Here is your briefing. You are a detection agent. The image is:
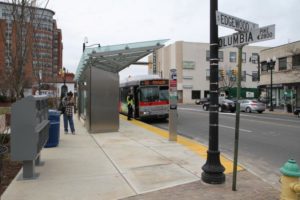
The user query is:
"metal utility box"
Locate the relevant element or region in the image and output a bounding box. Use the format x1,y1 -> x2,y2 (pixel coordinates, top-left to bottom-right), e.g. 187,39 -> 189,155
83,66 -> 119,133
11,95 -> 50,179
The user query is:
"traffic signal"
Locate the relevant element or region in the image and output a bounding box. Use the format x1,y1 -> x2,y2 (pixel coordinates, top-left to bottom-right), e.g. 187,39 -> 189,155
231,68 -> 237,76
220,69 -> 225,78
58,67 -> 65,77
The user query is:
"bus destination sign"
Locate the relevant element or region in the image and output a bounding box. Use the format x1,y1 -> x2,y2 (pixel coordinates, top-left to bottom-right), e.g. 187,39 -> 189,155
140,80 -> 168,86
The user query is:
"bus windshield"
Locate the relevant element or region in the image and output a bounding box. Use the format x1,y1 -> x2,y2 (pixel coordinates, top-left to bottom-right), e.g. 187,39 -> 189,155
159,86 -> 169,101
140,86 -> 169,102
140,87 -> 159,102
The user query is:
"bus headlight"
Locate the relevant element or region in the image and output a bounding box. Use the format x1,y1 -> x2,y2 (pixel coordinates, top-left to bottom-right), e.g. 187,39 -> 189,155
140,111 -> 150,115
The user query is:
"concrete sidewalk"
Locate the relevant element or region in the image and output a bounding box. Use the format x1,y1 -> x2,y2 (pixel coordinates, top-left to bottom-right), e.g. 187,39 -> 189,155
2,115 -> 279,200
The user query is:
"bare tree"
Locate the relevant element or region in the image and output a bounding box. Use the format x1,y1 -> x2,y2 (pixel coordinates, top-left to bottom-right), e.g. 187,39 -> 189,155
0,0 -> 49,99
219,71 -> 236,92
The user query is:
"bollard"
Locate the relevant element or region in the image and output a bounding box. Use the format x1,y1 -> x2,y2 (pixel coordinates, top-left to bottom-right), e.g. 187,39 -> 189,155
280,159 -> 300,200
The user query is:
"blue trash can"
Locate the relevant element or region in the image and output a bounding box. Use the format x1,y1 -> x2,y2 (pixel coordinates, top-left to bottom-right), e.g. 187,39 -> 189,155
45,110 -> 60,148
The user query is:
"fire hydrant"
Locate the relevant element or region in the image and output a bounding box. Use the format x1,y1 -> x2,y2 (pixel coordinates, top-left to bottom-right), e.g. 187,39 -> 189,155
280,159 -> 300,200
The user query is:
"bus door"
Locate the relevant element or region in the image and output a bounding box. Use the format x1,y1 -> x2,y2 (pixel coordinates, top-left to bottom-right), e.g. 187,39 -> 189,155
133,86 -> 139,118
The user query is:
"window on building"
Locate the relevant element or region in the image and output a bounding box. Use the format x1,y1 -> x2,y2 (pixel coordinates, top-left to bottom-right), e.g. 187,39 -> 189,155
242,52 -> 246,63
261,61 -> 268,72
183,61 -> 195,69
206,69 -> 210,80
206,50 -> 223,61
242,71 -> 246,82
206,50 -> 210,61
292,54 -> 300,68
279,57 -> 287,71
192,90 -> 201,99
218,51 -> 224,62
251,53 -> 259,64
252,71 -> 258,82
183,76 -> 193,80
230,52 -> 236,62
183,85 -> 193,89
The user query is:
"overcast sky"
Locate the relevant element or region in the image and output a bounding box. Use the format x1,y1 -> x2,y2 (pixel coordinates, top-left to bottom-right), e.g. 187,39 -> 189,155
47,0 -> 300,80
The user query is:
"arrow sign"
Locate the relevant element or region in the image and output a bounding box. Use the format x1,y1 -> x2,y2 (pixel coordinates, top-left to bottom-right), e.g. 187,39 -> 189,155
216,11 -> 259,32
219,24 -> 275,49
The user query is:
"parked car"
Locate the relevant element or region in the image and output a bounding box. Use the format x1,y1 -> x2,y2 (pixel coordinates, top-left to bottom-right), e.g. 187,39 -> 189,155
294,107 -> 300,117
239,99 -> 266,113
203,99 -> 236,112
195,97 -> 209,105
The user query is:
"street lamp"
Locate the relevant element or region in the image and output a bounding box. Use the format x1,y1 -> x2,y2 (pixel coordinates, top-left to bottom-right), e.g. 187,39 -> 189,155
83,37 -> 100,52
201,0 -> 225,185
267,57 -> 276,111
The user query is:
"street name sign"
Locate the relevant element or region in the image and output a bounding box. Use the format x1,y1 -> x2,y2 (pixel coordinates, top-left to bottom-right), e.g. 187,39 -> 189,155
216,11 -> 259,32
219,24 -> 275,49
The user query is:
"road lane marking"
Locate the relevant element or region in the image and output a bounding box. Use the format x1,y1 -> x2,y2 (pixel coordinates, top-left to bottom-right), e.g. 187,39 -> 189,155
120,114 -> 243,174
179,107 -> 300,128
178,108 -> 204,112
178,108 -> 252,132
219,124 -> 252,133
241,114 -> 300,123
178,107 -> 236,116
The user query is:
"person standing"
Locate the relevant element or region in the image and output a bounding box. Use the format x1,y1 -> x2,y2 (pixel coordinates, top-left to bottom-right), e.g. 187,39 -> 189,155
127,93 -> 133,120
62,91 -> 75,134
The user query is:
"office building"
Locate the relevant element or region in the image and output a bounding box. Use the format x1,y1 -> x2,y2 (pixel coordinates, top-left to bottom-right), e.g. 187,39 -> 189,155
148,41 -> 266,103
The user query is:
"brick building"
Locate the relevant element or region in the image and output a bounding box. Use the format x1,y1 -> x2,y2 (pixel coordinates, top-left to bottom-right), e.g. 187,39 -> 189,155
0,2 -> 62,95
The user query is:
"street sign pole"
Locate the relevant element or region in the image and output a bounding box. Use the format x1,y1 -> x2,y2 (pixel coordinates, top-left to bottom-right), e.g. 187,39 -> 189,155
169,68 -> 178,141
216,8 -> 275,191
232,45 -> 243,191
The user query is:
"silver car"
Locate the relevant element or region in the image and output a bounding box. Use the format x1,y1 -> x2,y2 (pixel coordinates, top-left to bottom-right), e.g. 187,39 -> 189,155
239,99 -> 266,113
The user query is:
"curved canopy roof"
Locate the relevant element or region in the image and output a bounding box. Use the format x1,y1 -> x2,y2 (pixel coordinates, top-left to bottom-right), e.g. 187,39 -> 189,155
75,39 -> 169,81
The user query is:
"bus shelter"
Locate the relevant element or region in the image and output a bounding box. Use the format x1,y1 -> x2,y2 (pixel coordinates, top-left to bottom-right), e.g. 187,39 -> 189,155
75,39 -> 168,133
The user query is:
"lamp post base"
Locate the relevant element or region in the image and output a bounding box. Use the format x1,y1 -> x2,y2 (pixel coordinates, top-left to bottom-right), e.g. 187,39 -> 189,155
201,171 -> 225,184
201,150 -> 226,184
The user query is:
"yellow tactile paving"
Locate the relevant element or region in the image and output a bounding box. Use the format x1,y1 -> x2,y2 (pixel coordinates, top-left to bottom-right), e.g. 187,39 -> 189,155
120,115 -> 243,174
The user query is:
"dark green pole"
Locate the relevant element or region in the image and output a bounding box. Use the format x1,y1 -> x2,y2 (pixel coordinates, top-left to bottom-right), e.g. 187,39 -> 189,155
232,45 -> 243,191
269,64 -> 274,111
201,0 -> 225,184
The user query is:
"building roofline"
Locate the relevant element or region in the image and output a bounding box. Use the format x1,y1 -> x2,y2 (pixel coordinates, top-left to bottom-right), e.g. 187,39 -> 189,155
261,40 -> 300,52
0,1 -> 55,15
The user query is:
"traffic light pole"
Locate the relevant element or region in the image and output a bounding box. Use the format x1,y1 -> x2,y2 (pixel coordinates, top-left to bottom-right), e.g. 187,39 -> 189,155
201,0 -> 225,184
232,45 -> 244,191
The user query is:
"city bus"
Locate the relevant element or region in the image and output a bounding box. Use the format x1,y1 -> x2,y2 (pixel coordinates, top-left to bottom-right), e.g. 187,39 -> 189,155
119,75 -> 169,120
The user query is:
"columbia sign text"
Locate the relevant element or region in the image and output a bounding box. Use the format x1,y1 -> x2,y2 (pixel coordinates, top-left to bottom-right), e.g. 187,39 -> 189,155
219,24 -> 275,49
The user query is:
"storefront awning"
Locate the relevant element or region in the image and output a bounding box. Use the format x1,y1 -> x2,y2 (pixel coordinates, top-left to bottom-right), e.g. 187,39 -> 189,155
75,39 -> 169,81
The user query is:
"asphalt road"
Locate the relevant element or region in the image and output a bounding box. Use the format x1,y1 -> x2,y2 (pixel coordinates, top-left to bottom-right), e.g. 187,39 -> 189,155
147,104 -> 300,189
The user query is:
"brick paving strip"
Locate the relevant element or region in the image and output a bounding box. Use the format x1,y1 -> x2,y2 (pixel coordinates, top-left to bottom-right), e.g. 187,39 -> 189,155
122,171 -> 280,200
